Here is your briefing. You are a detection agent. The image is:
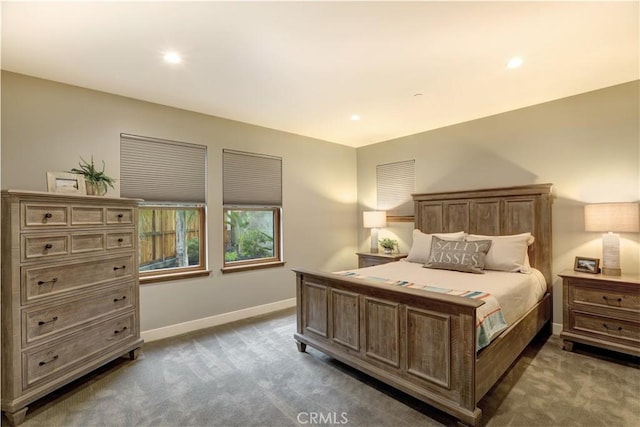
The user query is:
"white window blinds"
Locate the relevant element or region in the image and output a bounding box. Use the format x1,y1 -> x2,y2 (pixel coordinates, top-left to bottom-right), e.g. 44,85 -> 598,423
223,149 -> 282,206
376,159 -> 415,216
120,134 -> 207,203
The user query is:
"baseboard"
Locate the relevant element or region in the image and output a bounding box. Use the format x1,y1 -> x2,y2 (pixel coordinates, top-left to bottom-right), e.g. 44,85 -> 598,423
141,298 -> 296,342
552,322 -> 562,336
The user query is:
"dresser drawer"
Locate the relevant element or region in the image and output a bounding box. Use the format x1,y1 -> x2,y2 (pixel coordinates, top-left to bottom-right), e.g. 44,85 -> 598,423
106,230 -> 135,250
23,313 -> 135,390
569,280 -> 640,313
22,234 -> 69,261
106,208 -> 134,225
71,206 -> 104,226
571,311 -> 640,345
23,204 -> 68,228
22,254 -> 135,304
23,283 -> 135,346
71,231 -> 106,254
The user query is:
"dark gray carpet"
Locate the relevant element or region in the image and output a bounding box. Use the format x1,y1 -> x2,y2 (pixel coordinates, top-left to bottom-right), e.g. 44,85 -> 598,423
12,308 -> 640,427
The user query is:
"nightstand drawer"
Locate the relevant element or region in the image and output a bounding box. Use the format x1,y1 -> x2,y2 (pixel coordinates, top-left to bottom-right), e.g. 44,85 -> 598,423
570,282 -> 640,313
572,311 -> 640,345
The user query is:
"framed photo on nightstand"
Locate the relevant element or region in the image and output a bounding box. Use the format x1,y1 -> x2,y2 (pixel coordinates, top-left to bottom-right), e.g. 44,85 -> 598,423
574,256 -> 600,274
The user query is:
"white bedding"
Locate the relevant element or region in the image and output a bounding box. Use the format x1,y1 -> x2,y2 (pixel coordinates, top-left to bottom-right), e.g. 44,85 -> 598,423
348,260 -> 547,326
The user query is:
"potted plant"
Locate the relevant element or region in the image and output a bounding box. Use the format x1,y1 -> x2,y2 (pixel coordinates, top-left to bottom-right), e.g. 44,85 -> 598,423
379,238 -> 397,254
68,156 -> 116,196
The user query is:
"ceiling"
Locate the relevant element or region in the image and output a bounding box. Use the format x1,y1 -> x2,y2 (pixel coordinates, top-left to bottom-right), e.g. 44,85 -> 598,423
2,1 -> 638,148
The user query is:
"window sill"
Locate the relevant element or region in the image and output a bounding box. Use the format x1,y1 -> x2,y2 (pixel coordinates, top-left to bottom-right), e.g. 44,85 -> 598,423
140,269 -> 211,284
221,261 -> 286,274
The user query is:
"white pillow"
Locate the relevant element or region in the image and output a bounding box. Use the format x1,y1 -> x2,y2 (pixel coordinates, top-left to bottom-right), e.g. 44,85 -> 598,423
406,229 -> 465,264
465,232 -> 534,273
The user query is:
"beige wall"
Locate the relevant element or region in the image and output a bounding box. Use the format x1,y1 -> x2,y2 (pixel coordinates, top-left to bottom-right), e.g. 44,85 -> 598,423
357,80 -> 640,328
1,71 -> 358,332
3,71 -> 638,334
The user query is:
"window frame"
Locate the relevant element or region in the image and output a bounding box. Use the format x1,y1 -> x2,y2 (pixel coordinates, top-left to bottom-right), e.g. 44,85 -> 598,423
138,204 -> 209,284
221,206 -> 284,274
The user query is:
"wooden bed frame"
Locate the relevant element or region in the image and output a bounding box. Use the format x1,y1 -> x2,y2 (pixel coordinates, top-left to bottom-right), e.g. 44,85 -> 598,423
293,184 -> 553,426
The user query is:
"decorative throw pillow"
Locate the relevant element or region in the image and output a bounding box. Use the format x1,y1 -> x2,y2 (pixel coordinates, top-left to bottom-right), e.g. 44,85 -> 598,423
424,236 -> 492,274
465,232 -> 534,273
406,230 -> 465,264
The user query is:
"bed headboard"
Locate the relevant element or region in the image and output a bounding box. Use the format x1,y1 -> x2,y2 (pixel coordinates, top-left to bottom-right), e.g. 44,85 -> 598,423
413,184 -> 553,284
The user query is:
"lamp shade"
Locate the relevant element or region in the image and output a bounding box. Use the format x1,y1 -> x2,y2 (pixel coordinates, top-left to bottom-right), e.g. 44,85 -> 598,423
363,211 -> 387,228
585,203 -> 640,232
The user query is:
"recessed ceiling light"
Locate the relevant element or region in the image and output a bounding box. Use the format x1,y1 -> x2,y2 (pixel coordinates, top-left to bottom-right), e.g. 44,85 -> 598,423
163,52 -> 182,64
350,114 -> 360,121
507,56 -> 523,69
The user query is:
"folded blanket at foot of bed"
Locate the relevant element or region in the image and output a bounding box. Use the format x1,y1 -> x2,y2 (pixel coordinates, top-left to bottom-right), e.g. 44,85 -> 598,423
336,271 -> 508,350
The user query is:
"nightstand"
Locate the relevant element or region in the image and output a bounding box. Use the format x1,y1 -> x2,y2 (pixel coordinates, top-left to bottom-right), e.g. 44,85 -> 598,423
559,269 -> 640,357
357,252 -> 407,268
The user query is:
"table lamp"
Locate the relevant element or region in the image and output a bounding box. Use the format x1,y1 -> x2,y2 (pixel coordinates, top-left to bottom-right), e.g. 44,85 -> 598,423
585,202 -> 639,276
363,211 -> 387,253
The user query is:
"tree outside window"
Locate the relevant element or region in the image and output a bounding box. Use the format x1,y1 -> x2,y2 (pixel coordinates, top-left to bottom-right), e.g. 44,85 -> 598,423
139,206 -> 205,279
223,207 -> 280,267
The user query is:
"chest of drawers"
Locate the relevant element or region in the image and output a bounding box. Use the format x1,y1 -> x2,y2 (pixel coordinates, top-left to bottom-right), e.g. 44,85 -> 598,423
1,190 -> 144,425
559,269 -> 640,357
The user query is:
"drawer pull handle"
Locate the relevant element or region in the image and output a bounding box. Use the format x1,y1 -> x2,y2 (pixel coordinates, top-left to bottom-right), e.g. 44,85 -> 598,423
113,265 -> 126,271
38,316 -> 59,326
602,296 -> 622,304
117,213 -> 124,218
44,243 -> 53,249
39,355 -> 59,366
113,296 -> 127,302
43,213 -> 53,219
114,326 -> 128,335
117,238 -> 124,243
602,323 -> 623,332
37,278 -> 58,286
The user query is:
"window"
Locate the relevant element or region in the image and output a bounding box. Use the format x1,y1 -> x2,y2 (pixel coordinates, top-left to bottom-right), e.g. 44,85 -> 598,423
376,159 -> 415,221
120,134 -> 208,282
139,205 -> 205,277
222,149 -> 283,273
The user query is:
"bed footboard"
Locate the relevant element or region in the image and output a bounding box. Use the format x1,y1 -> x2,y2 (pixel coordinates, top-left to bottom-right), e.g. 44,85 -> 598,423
293,268 -> 485,426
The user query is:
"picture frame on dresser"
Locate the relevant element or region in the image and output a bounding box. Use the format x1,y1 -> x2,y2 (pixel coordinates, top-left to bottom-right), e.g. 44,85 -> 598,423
46,172 -> 86,195
574,256 -> 600,274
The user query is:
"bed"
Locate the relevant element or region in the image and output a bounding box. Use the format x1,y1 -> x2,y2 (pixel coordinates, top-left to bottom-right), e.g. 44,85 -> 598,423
293,184 -> 553,426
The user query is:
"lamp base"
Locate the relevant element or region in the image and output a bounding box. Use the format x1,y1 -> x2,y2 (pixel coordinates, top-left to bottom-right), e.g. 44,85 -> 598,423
601,232 -> 621,277
370,228 -> 379,253
601,267 -> 621,276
